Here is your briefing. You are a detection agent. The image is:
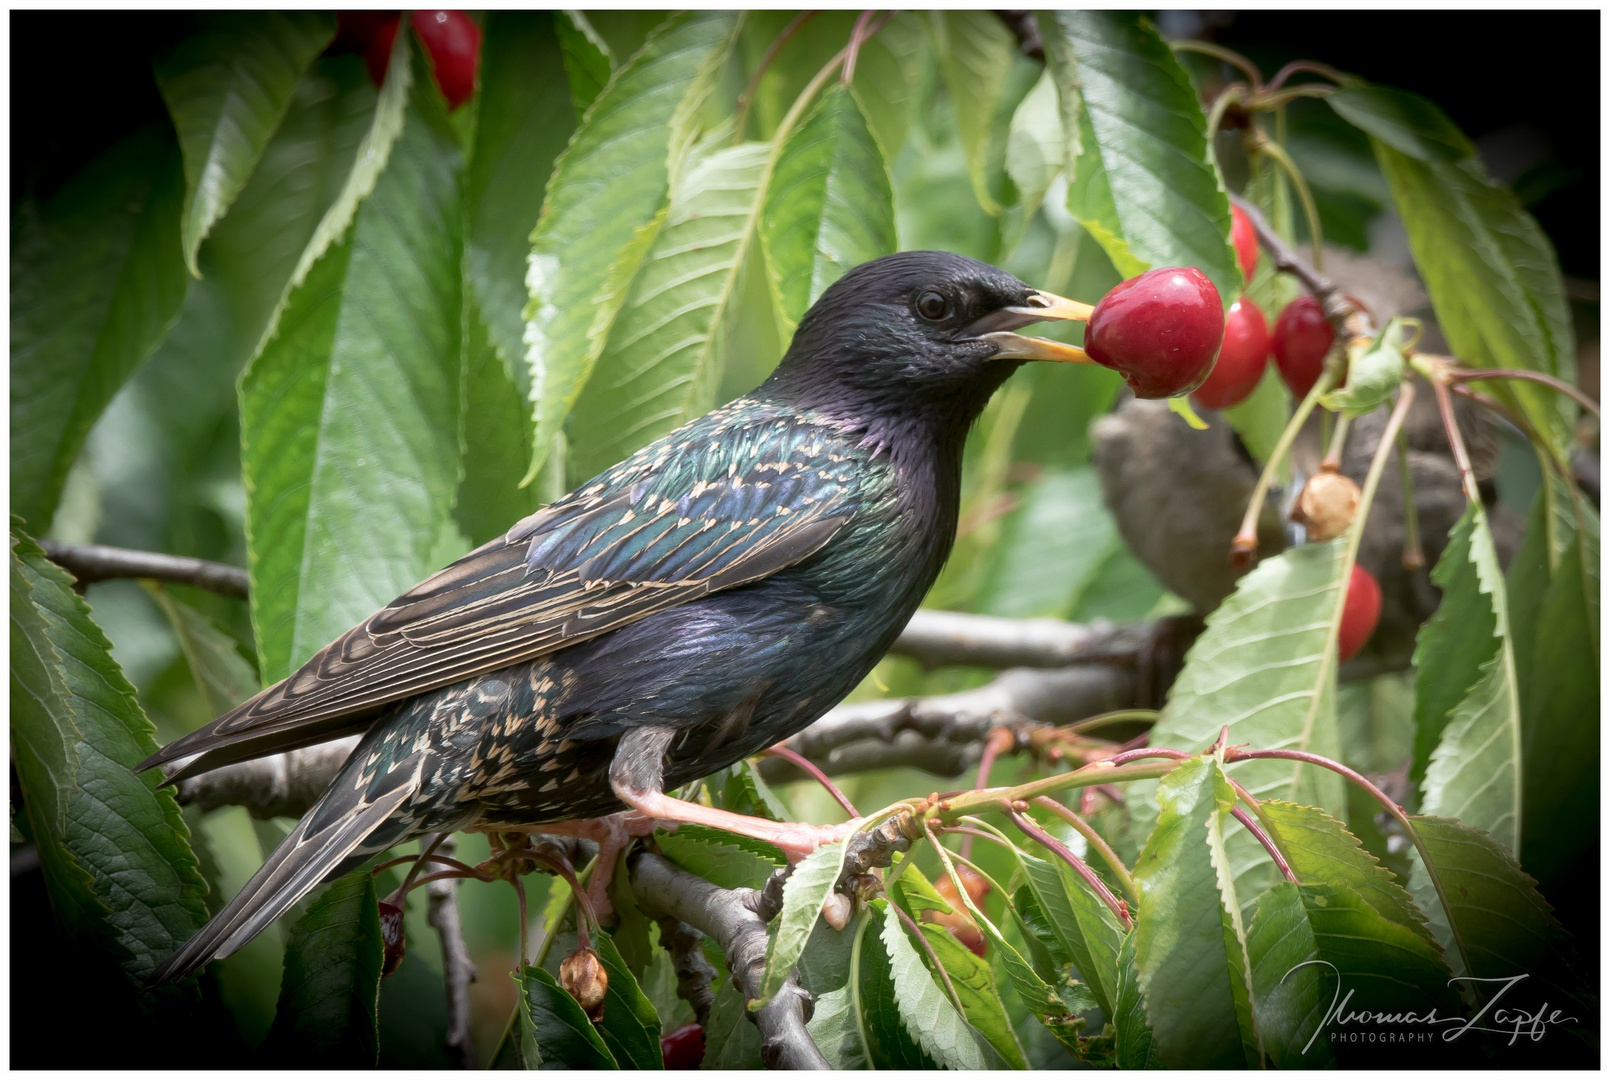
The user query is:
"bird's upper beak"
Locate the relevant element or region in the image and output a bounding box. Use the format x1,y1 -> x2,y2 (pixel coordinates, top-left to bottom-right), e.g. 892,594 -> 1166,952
967,290 -> 1094,363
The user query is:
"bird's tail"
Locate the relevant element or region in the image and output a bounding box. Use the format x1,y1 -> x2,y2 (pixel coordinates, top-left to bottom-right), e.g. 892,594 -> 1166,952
150,749 -> 426,986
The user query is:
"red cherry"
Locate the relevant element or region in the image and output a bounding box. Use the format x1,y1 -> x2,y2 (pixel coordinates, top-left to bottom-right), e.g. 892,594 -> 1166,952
661,1023 -> 705,1069
1084,267 -> 1225,399
362,14 -> 401,87
1230,206 -> 1259,282
1337,564 -> 1382,662
1192,297 -> 1269,410
412,11 -> 482,110
1271,295 -> 1336,400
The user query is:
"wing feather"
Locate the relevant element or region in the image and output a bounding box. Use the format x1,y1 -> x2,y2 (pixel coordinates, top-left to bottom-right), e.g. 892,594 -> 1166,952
142,410 -> 863,775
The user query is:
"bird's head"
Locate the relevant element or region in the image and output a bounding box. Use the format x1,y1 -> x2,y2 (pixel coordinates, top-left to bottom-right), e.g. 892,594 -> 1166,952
766,251 -> 1091,432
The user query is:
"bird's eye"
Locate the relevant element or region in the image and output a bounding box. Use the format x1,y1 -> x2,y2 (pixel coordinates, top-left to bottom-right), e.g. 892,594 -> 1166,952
915,290 -> 951,322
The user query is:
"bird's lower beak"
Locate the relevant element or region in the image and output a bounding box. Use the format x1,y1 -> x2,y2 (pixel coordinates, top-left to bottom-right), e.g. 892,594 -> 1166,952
971,289 -> 1095,363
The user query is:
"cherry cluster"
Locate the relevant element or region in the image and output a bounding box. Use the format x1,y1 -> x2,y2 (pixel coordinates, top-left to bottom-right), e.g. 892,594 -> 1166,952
334,10 -> 482,110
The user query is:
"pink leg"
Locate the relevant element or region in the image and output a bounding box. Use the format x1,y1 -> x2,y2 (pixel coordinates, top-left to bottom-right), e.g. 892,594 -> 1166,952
615,789 -> 855,862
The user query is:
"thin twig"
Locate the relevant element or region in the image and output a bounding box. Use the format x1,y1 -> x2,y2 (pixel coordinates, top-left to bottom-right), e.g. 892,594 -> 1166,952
762,745 -> 859,817
1448,366 -> 1600,419
1005,806 -> 1131,928
39,541 -> 249,597
1230,806 -> 1297,884
1397,429 -> 1425,569
731,10 -> 818,142
1030,796 -> 1137,904
1228,194 -> 1356,332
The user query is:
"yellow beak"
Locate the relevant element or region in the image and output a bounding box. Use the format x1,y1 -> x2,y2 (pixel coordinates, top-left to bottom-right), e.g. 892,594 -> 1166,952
975,289 -> 1095,363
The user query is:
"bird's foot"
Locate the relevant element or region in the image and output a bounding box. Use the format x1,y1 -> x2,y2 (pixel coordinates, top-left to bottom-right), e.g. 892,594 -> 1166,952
485,813 -> 659,926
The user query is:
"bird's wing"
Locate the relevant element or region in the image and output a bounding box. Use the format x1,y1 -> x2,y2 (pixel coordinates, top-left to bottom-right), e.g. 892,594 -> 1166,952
144,411 -> 865,778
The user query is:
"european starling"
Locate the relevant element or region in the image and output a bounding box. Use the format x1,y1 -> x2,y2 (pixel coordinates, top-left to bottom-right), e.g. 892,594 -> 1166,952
142,251 -> 1091,983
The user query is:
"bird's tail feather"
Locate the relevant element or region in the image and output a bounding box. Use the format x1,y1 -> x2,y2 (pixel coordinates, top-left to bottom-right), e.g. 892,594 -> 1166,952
150,754 -> 424,986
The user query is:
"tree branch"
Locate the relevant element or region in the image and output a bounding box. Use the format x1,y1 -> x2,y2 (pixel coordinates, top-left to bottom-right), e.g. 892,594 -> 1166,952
39,541 -> 249,598
173,737 -> 360,817
424,834 -> 478,1069
760,663 -> 1134,784
889,610 -> 1151,669
1228,193 -> 1358,333
629,852 -> 829,1070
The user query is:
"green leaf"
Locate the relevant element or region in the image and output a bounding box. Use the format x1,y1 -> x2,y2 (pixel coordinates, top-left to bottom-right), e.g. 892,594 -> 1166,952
932,849 -> 1069,1032
1149,542 -> 1350,905
1130,757 -> 1245,1068
1243,870 -> 1456,1067
10,125 -> 189,533
1336,85 -> 1574,446
878,902 -> 992,1068
855,905 -> 935,1068
760,840 -> 846,1003
805,981 -> 870,1069
591,931 -> 663,1068
10,525 -> 210,983
1516,509 -> 1599,891
1409,817 -> 1585,1005
1243,882 -> 1332,1068
887,866 -> 1028,1067
930,11 -> 1022,215
1320,317 -> 1408,417
514,963 -> 619,1069
708,758 -> 791,821
1415,504 -> 1522,850
848,12 -> 926,161
272,28 -> 413,344
241,58 -> 465,681
1039,11 -> 1238,303
1005,69 -> 1067,222
703,971 -> 763,1068
555,12 -> 613,113
1111,931 -> 1160,1068
1257,800 -> 1433,945
523,12 -> 738,482
265,870 -> 383,1066
566,138 -> 770,483
144,584 -> 259,717
1326,85 -> 1475,164
1204,763 -> 1263,1067
654,823 -> 783,891
455,287 -> 545,546
1012,846 -> 1122,1018
977,467 -> 1120,620
465,11 -> 580,396
760,81 -> 896,330
155,12 -> 335,274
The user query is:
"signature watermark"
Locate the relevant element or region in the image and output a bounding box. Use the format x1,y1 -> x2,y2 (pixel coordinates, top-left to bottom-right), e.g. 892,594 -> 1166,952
1284,961 -> 1578,1053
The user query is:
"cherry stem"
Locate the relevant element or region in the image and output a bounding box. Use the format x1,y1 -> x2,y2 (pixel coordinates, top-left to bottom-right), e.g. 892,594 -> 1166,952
1055,709 -> 1161,736
839,10 -> 878,84
1249,135 -> 1325,271
732,11 -> 818,143
1205,83 -> 1246,141
1248,84 -> 1339,111
955,727 -> 1016,861
1005,805 -> 1132,929
1397,428 -> 1425,570
763,745 -> 859,818
1171,38 -> 1263,90
1227,801 -> 1297,885
512,873 -> 530,967
1031,796 -> 1138,904
1447,366 -> 1600,419
1431,377 -> 1483,504
1321,413 -> 1351,472
889,897 -> 970,1017
1263,59 -> 1350,93
1222,745 -> 1472,977
1231,362 -> 1340,566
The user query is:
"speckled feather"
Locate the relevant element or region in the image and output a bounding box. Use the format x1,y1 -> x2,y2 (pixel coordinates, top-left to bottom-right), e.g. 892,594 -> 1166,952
147,252 -> 1040,984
